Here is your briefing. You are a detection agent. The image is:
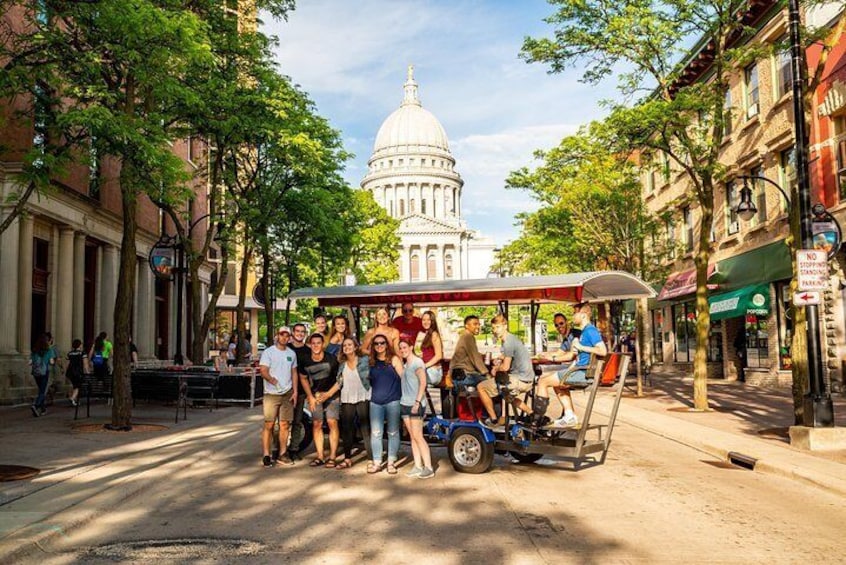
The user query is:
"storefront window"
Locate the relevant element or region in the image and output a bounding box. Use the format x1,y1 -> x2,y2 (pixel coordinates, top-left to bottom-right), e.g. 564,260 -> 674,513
744,314 -> 771,368
673,302 -> 722,363
776,281 -> 793,369
651,309 -> 663,365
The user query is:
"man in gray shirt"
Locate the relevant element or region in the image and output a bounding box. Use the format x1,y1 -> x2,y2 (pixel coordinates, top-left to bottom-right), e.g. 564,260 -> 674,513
477,314 -> 533,426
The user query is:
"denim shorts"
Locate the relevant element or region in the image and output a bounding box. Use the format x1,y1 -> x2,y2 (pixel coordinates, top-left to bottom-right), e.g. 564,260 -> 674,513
558,368 -> 590,385
400,403 -> 426,419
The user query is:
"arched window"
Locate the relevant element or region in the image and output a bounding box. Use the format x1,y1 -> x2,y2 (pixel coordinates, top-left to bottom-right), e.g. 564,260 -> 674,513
427,252 -> 437,280
444,254 -> 453,279
421,198 -> 427,214
410,254 -> 420,282
399,199 -> 405,216
410,199 -> 416,214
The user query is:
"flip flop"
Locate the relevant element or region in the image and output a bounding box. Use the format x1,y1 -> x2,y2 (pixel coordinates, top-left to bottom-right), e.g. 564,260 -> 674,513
309,458 -> 325,467
324,459 -> 337,469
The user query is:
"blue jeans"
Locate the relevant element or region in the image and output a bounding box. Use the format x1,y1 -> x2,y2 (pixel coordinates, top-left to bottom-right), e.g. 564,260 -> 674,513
370,400 -> 401,463
453,371 -> 486,392
33,373 -> 48,409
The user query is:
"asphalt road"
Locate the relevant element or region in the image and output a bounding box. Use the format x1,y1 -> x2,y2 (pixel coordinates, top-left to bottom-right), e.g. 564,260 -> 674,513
16,412 -> 846,564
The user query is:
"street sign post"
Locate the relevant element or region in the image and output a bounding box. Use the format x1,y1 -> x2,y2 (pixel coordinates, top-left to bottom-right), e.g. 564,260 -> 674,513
796,249 -> 829,291
793,291 -> 821,306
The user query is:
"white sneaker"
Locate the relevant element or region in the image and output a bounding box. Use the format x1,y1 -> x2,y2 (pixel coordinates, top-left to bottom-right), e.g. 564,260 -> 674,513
553,413 -> 578,427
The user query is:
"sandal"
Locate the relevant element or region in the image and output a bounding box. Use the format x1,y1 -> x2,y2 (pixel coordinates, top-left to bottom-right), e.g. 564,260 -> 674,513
336,459 -> 352,470
386,463 -> 398,475
324,459 -> 337,469
309,458 -> 325,467
367,462 -> 382,474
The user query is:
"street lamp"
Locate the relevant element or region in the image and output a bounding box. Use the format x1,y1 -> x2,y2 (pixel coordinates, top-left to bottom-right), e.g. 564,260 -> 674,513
150,214 -> 226,365
733,170 -> 834,427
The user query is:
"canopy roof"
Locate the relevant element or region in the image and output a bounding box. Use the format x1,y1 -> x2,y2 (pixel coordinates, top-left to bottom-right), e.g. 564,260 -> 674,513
286,271 -> 655,308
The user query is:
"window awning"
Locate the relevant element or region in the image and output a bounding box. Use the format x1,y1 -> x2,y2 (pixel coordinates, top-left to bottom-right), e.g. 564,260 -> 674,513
708,283 -> 771,321
657,264 -> 718,302
715,240 -> 791,292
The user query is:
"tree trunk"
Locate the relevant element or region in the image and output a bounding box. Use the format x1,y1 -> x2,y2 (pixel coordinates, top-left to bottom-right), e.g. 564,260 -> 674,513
111,165 -> 138,429
262,248 -> 274,346
235,244 -> 252,364
191,246 -> 229,365
635,297 -> 647,397
692,184 -> 715,411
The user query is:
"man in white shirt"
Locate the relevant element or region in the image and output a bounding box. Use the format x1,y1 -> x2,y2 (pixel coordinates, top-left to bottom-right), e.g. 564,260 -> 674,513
259,326 -> 299,467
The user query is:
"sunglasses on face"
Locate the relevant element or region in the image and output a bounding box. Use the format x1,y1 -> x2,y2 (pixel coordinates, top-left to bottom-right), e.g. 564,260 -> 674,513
555,322 -> 566,327
373,341 -> 387,346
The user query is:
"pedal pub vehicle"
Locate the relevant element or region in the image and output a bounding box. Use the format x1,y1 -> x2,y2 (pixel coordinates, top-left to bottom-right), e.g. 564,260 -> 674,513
287,271 -> 655,473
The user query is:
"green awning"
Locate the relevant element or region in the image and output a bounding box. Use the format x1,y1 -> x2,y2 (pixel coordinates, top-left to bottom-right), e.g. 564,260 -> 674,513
716,240 -> 792,292
708,283 -> 771,321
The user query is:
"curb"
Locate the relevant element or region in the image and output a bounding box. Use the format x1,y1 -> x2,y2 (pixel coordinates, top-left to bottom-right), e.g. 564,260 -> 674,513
590,397 -> 846,498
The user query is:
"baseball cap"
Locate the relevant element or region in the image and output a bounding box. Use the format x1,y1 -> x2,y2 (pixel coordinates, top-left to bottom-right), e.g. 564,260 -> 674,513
277,326 -> 292,335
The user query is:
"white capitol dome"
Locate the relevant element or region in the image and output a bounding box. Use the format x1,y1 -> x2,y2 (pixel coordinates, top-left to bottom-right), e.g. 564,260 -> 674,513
370,67 -> 452,160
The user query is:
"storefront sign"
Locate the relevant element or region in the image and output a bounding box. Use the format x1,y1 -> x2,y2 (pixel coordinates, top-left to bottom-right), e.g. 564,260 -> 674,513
657,264 -> 718,301
812,221 -> 840,259
149,240 -> 176,280
708,283 -> 770,321
796,250 -> 829,291
793,291 -> 821,306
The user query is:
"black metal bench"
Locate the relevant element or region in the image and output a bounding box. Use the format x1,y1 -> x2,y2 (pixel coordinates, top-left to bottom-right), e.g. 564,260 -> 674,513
131,369 -> 219,423
74,372 -> 113,420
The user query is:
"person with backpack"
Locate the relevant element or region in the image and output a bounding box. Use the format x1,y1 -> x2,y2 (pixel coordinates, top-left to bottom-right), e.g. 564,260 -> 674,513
89,332 -> 109,383
29,333 -> 55,417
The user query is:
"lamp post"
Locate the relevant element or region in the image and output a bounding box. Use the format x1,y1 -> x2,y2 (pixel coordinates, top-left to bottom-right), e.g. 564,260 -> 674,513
150,214 -> 225,366
788,0 -> 834,427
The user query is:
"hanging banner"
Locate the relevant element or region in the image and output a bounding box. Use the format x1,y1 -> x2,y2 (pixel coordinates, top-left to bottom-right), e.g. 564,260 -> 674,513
149,237 -> 176,280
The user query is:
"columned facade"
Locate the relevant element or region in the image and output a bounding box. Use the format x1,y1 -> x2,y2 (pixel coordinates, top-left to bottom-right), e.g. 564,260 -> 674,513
360,66 -> 494,281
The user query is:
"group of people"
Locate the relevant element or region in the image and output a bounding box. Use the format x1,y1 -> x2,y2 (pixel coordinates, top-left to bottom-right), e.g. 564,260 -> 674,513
258,304 -> 440,478
259,301 -> 609,474
28,331 -> 136,417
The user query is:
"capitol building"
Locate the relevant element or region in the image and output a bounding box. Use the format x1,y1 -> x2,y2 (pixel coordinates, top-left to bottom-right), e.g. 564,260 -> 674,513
361,67 -> 495,282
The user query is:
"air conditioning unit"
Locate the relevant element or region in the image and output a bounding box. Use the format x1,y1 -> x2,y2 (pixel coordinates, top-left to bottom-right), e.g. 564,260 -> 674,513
727,221 -> 740,235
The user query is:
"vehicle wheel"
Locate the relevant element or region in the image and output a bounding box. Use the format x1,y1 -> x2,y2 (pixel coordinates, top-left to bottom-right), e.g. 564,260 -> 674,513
509,451 -> 543,464
449,427 -> 494,474
288,413 -> 313,453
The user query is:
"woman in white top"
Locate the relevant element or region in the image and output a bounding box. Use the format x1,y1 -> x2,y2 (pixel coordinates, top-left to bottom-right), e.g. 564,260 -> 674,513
324,337 -> 372,469
398,341 -> 434,479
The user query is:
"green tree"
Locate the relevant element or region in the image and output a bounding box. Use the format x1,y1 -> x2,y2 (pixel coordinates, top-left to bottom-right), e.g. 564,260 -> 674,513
523,0 -> 767,411
346,190 -> 400,285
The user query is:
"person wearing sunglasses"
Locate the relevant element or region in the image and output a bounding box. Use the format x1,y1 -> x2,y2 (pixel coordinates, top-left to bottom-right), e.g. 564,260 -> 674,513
367,336 -> 404,474
258,327 -> 299,467
362,307 -> 400,354
392,302 -> 424,347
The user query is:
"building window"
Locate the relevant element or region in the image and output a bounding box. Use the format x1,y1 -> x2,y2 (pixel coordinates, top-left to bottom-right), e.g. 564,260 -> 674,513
410,199 -> 416,214
399,200 -> 405,216
837,139 -> 846,202
427,253 -> 437,281
410,254 -> 420,282
775,37 -> 792,99
723,88 -> 733,137
32,83 -> 49,167
709,320 -> 723,363
745,63 -> 759,119
645,166 -> 656,194
421,198 -> 426,214
444,254 -> 453,279
187,135 -> 199,164
88,137 -> 101,199
779,146 -> 795,213
726,181 -> 739,235
661,152 -> 671,183
749,165 -> 766,226
682,206 -> 693,252
665,218 -> 676,259
744,313 -> 771,369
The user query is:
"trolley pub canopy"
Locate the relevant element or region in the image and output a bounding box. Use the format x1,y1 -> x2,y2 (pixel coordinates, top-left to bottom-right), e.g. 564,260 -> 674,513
286,271 -> 656,308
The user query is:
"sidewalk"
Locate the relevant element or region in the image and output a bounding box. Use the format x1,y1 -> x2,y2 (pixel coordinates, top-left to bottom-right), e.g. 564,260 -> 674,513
589,371 -> 846,496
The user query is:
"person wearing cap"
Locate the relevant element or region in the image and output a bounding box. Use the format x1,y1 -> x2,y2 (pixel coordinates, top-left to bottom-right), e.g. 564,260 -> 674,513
259,326 -> 299,467
392,302 -> 424,346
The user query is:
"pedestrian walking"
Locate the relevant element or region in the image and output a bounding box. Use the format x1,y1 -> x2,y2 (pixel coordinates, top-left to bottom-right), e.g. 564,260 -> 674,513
66,338 -> 86,406
89,333 -> 109,383
29,333 -> 55,416
398,341 -> 434,479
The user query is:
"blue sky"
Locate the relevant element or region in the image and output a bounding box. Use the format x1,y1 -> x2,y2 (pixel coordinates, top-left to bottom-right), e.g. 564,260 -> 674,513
264,0 -> 615,245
